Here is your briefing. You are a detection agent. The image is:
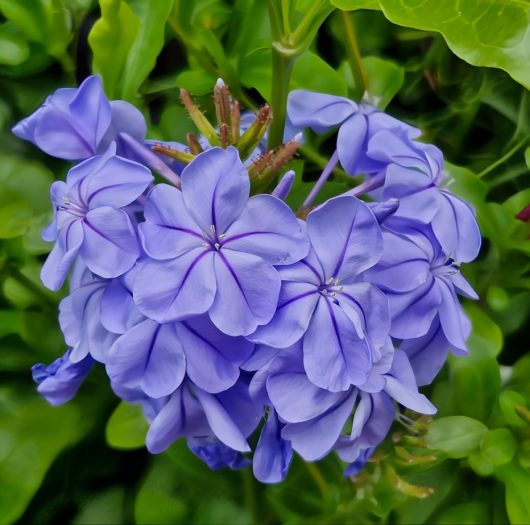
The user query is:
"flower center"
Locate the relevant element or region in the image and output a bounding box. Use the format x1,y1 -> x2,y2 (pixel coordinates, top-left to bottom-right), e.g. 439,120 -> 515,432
202,224 -> 225,251
58,196 -> 87,218
432,256 -> 460,276
319,276 -> 343,297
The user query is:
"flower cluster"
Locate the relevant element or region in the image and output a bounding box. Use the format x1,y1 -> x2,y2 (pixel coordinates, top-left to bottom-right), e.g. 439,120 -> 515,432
16,76 -> 480,483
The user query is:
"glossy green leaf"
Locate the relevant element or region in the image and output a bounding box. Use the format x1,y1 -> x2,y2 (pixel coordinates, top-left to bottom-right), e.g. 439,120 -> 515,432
105,401 -> 148,450
362,56 -> 404,109
121,0 -> 174,102
332,0 -> 530,89
0,391 -> 84,524
427,416 -> 487,458
88,0 -> 140,98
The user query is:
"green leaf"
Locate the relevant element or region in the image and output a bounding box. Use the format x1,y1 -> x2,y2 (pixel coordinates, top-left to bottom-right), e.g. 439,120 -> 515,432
426,416 -> 487,458
524,146 -> 530,170
105,401 -> 148,450
497,462 -> 530,525
0,24 -> 30,66
480,428 -> 517,467
121,0 -> 174,101
435,502 -> 489,524
291,51 -> 348,97
362,56 -> 404,109
464,303 -> 503,360
0,201 -> 33,238
0,391 -> 84,524
332,0 -> 530,89
73,486 -> 125,525
175,69 -> 217,95
88,0 -> 140,98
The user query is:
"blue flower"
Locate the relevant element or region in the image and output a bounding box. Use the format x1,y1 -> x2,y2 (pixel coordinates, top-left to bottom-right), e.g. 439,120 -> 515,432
287,89 -> 420,176
249,195 -> 388,392
133,146 -> 309,336
13,75 -> 146,161
41,145 -> 153,290
366,219 -> 477,352
188,438 -> 251,470
106,314 -> 253,398
32,349 -> 93,406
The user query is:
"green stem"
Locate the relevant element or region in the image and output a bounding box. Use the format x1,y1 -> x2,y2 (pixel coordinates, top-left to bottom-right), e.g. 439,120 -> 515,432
477,139 -> 527,178
268,48 -> 294,149
305,462 -> 329,498
242,468 -> 259,524
289,0 -> 326,45
340,10 -> 367,97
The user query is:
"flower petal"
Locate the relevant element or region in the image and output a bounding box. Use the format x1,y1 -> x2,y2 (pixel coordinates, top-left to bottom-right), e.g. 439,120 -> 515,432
106,319 -> 186,398
41,219 -> 84,291
176,316 -> 253,393
31,76 -> 112,160
81,207 -> 140,278
82,154 -> 153,209
282,391 -> 356,461
432,191 -> 481,263
248,281 -> 319,348
336,113 -> 368,175
223,194 -> 309,265
134,248 -> 216,323
181,147 -> 249,233
139,184 -> 204,260
267,372 -> 346,423
303,297 -> 371,392
307,196 -> 383,281
194,387 -> 251,452
209,250 -> 280,336
287,90 -> 356,133
253,411 -> 293,484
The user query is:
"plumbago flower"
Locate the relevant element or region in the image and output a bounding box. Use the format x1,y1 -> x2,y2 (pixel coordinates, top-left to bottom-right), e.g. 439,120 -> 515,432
41,145 -> 153,290
133,146 -> 309,336
250,195 -> 388,392
12,76 -> 146,161
20,76 -> 482,484
287,89 -> 420,175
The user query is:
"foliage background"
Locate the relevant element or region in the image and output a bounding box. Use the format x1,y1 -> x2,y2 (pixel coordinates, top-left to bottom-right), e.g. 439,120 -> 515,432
0,0 -> 529,523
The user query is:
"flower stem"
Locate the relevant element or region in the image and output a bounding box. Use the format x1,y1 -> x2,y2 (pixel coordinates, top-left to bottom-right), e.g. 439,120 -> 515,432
477,138 -> 527,178
340,10 -> 367,97
305,462 -> 329,498
268,48 -> 294,149
300,150 -> 339,211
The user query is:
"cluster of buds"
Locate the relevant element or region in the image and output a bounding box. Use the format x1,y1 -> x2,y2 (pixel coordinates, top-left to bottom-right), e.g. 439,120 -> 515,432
151,80 -> 300,194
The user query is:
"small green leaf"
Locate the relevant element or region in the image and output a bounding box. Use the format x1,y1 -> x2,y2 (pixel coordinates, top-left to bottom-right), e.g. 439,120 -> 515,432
498,391 -> 528,429
105,401 -> 148,450
480,428 -> 516,467
175,69 -> 217,95
524,146 -> 530,170
427,416 -> 487,458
